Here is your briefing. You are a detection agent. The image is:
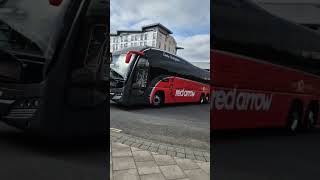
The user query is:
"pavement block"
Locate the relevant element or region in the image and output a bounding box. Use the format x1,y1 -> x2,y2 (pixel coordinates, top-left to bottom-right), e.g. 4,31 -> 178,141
159,165 -> 186,180
113,157 -> 136,171
196,162 -> 210,174
184,169 -> 210,180
186,154 -> 196,161
153,154 -> 176,166
148,146 -> 159,152
177,153 -> 186,159
157,149 -> 167,155
132,150 -> 154,162
140,145 -> 150,150
112,147 -> 132,157
136,161 -> 161,175
140,173 -> 166,180
174,158 -> 200,170
195,155 -> 206,162
113,169 -> 139,180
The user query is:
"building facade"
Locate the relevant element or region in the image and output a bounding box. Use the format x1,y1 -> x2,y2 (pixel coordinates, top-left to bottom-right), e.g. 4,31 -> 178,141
110,23 -> 180,54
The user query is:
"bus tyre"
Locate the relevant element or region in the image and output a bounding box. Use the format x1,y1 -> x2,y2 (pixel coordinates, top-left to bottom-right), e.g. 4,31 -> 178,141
205,94 -> 210,104
304,106 -> 317,129
152,92 -> 163,107
287,103 -> 302,132
200,94 -> 206,104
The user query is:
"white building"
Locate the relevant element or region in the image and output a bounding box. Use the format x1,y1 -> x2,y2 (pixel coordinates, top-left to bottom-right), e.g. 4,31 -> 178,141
110,23 -> 182,54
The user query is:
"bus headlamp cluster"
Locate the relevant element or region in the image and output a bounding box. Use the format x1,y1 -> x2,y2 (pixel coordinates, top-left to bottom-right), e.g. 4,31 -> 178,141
18,99 -> 40,109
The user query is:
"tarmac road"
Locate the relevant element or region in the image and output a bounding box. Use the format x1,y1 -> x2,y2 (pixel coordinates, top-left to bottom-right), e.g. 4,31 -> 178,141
0,122 -> 108,180
213,128 -> 320,180
110,101 -> 210,150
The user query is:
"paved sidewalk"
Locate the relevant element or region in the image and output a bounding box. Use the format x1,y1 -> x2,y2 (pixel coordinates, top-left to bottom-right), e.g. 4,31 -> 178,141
110,142 -> 210,180
111,131 -> 210,162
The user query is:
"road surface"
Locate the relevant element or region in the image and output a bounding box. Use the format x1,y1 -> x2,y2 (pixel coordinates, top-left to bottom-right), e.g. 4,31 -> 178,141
213,129 -> 320,180
110,102 -> 210,150
0,122 -> 108,180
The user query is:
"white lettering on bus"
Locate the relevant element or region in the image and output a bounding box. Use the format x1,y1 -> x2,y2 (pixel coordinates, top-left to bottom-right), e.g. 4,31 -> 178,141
210,89 -> 273,111
163,52 -> 180,62
175,89 -> 195,97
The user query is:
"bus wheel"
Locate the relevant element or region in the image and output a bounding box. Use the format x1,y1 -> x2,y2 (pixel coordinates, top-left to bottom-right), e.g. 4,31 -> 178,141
304,106 -> 318,129
287,103 -> 302,132
200,94 -> 206,104
205,94 -> 210,104
152,92 -> 163,107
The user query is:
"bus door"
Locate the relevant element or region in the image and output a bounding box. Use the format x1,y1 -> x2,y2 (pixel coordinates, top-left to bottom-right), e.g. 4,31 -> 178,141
131,57 -> 150,100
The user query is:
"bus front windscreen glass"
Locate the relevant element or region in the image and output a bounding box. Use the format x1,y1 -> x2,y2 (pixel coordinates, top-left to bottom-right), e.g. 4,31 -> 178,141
0,0 -> 71,59
110,54 -> 134,80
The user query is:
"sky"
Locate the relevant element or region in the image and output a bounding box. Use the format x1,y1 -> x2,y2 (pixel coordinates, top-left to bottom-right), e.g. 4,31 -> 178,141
110,0 -> 210,62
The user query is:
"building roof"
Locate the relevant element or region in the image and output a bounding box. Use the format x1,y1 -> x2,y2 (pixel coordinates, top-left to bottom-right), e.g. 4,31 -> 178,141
142,23 -> 173,34
110,23 -> 173,36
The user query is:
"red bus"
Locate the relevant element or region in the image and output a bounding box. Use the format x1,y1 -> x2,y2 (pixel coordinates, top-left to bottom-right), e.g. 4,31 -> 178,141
211,0 -> 320,132
110,47 -> 210,106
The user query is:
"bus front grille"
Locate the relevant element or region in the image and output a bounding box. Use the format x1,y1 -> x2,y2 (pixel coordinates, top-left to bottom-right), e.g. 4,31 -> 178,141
3,109 -> 37,119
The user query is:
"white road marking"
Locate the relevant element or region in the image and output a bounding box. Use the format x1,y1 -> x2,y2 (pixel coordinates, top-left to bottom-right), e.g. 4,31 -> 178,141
110,128 -> 122,133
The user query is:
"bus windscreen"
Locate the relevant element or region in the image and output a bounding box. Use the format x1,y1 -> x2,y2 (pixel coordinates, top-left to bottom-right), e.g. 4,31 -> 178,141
0,0 -> 71,59
110,53 -> 134,80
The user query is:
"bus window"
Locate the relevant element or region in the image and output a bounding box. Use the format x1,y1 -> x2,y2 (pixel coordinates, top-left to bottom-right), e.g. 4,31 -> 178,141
85,25 -> 107,68
132,58 -> 150,95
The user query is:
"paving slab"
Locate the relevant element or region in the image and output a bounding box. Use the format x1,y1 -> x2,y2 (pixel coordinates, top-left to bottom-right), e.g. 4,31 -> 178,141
110,139 -> 211,180
159,165 -> 186,180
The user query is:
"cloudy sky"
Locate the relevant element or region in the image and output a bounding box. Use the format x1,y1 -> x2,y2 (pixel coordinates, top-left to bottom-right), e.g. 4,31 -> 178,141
110,0 -> 210,62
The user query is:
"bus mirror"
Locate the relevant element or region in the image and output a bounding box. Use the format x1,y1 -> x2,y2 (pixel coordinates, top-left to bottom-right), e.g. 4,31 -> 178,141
125,51 -> 145,64
49,0 -> 63,6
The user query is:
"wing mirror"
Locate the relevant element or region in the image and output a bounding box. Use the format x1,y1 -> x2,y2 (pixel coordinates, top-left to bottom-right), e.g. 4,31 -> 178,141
125,51 -> 145,63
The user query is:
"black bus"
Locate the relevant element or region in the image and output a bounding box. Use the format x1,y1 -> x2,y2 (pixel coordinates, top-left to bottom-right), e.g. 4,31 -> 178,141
110,46 -> 210,107
0,0 -> 109,137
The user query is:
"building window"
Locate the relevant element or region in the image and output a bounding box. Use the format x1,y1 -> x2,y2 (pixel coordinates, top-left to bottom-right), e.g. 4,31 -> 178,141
134,42 -> 137,46
152,41 -> 155,47
120,44 -> 123,48
131,35 -> 134,41
140,34 -> 143,40
135,35 -> 138,41
144,42 -> 147,46
153,33 -> 156,39
144,34 -> 147,40
112,37 -> 115,43
140,42 -> 143,46
158,42 -> 161,48
131,42 -> 133,47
